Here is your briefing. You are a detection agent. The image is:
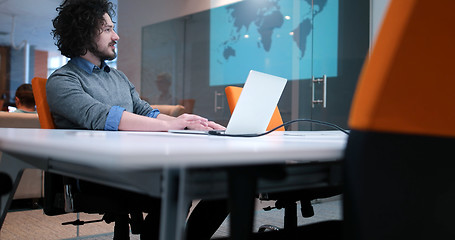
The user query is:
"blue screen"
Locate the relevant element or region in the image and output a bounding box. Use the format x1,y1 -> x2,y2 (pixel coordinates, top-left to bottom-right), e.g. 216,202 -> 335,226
210,0 -> 338,86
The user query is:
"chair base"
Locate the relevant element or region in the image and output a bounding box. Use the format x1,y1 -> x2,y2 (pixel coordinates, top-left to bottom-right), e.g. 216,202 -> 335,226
214,220 -> 342,240
258,224 -> 280,232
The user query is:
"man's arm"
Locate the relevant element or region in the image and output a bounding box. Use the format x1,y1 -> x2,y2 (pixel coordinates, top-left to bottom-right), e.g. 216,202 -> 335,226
118,111 -> 224,131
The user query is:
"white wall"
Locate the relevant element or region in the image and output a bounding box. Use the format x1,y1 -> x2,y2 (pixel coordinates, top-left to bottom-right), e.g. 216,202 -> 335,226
117,0 -> 241,92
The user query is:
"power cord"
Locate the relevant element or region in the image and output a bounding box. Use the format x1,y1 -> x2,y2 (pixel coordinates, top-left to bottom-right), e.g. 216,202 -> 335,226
208,119 -> 350,137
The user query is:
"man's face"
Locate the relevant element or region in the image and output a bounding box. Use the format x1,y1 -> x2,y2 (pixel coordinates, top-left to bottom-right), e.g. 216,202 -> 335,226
93,13 -> 119,61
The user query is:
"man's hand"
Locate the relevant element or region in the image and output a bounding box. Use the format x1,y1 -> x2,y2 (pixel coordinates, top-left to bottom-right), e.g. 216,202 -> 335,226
171,114 -> 225,131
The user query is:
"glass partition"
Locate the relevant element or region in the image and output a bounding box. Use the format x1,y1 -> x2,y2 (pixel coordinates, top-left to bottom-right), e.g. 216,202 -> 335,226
141,0 -> 369,130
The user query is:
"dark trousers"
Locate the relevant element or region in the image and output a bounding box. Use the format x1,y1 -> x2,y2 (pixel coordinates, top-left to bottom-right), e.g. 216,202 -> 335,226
186,199 -> 230,240
78,180 -> 229,240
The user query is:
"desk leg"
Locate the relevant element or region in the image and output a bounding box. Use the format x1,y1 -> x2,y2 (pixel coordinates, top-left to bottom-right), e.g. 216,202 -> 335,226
0,153 -> 34,229
159,168 -> 179,240
175,168 -> 190,240
228,168 -> 257,240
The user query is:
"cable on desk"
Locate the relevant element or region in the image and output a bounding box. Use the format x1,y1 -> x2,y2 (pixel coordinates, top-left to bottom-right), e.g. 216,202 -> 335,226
208,119 -> 350,137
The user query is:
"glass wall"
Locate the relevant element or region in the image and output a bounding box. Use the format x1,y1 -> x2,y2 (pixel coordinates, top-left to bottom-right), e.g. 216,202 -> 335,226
141,0 -> 369,129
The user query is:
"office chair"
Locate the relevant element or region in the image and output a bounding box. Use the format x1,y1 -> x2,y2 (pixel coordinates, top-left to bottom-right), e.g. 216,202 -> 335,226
0,172 -> 12,220
32,77 -> 55,129
32,77 -> 160,240
179,99 -> 196,114
224,86 -> 341,236
343,0 -> 455,239
0,172 -> 12,196
151,104 -> 185,117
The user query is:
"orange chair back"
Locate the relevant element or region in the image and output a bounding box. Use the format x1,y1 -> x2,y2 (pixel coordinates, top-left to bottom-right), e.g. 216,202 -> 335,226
225,86 -> 285,131
32,77 -> 56,129
349,0 -> 455,138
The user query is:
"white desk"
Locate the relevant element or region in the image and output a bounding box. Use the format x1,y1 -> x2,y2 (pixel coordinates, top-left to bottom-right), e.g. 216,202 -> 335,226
0,128 -> 347,240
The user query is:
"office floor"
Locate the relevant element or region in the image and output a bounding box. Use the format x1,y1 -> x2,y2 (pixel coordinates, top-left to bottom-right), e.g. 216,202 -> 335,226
0,197 -> 341,240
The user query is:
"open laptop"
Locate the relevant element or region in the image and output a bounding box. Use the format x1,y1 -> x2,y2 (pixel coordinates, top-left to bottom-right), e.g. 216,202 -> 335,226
169,70 -> 287,136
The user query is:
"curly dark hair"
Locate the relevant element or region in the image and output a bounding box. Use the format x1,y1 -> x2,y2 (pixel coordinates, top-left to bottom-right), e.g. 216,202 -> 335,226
52,0 -> 116,58
15,84 -> 35,108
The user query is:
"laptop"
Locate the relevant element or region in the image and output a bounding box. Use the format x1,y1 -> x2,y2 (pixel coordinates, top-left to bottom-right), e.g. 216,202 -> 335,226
169,70 -> 287,136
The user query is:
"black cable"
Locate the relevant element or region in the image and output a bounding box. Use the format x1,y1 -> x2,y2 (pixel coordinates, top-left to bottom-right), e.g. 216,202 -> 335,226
208,119 -> 350,137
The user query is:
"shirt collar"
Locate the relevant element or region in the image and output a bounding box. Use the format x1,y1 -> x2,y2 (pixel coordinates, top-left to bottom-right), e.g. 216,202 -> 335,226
70,57 -> 110,74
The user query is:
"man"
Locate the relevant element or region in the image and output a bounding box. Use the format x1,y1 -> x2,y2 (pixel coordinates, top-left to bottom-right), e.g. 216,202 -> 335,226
48,1 -> 222,132
48,0 -> 228,239
14,84 -> 36,113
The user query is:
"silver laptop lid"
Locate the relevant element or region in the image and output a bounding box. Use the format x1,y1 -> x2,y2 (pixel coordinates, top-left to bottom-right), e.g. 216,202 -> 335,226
225,70 -> 287,134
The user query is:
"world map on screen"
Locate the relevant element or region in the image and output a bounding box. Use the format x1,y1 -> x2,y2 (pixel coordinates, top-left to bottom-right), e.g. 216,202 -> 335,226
210,0 -> 338,86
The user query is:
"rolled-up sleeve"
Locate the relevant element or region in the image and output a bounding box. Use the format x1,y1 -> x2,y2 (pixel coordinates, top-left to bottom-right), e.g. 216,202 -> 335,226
104,106 -> 159,131
147,108 -> 160,118
104,106 -> 126,131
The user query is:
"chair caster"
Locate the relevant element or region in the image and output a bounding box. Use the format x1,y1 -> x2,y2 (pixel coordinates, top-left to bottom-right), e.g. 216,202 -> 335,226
258,224 -> 280,232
